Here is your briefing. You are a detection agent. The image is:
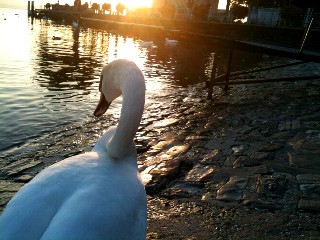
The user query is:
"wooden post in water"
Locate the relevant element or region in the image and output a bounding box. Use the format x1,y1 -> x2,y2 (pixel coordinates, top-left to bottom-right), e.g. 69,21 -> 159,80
208,51 -> 218,100
27,1 -> 31,16
31,1 -> 34,17
28,1 -> 35,17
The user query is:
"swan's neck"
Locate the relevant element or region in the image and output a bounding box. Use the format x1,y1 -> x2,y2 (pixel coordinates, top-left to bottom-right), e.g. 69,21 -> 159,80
106,76 -> 145,159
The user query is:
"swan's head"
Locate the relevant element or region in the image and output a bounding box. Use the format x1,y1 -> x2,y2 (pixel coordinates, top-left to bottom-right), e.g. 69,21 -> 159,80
93,62 -> 122,117
92,59 -> 145,158
93,59 -> 144,118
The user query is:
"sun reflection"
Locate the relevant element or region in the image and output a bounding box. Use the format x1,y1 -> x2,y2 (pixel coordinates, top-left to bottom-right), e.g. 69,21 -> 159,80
114,0 -> 152,9
0,10 -> 30,65
105,35 -> 146,71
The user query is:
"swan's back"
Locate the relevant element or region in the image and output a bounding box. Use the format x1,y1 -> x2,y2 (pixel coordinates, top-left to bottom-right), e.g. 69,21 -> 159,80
0,131 -> 147,240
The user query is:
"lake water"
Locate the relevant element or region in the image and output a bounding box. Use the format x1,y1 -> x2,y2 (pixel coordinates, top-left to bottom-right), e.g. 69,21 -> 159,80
0,8 -> 264,158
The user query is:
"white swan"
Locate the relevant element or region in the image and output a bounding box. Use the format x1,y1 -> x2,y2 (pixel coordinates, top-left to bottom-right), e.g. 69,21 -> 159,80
0,59 -> 147,240
139,41 -> 154,48
72,21 -> 79,28
165,38 -> 178,46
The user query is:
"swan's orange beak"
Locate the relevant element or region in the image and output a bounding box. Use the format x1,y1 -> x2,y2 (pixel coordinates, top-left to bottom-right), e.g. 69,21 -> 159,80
94,92 -> 110,117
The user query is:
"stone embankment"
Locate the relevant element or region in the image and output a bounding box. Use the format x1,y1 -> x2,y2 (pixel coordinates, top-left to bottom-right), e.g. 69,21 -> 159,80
1,59 -> 320,239
138,60 -> 320,213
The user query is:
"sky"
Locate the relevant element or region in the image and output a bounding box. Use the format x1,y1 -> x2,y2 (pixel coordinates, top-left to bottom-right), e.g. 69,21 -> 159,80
0,0 -> 227,10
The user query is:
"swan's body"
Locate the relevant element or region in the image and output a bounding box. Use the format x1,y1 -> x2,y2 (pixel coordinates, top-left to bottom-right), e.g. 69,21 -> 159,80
139,41 -> 154,48
72,21 -> 79,27
0,59 -> 147,240
165,38 -> 178,46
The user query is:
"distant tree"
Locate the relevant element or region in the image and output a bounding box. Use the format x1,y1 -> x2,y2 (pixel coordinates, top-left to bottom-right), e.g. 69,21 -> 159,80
45,3 -> 51,9
280,5 -> 304,25
231,0 -> 318,11
81,2 -> 89,11
231,0 -> 286,8
91,3 -> 100,13
129,7 -> 150,17
230,4 -> 248,20
226,0 -> 231,15
192,2 -> 210,20
291,0 -> 319,10
187,0 -> 195,9
160,0 -> 176,18
229,0 -> 316,21
74,0 -> 81,11
102,3 -> 112,14
64,3 -> 71,11
52,3 -> 59,10
116,3 -> 126,15
229,0 -> 279,21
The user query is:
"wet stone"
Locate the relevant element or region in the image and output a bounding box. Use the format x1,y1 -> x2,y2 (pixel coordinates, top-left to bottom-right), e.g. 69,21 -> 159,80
140,165 -> 156,184
2,160 -> 43,177
272,131 -> 293,141
233,156 -> 262,168
250,152 -> 270,161
144,159 -> 183,195
300,142 -> 320,153
291,119 -> 301,129
152,118 -> 180,128
231,145 -> 248,155
165,145 -> 190,157
216,177 -> 249,202
205,139 -> 223,150
299,184 -> 320,195
258,143 -> 283,152
288,152 -> 320,170
297,174 -> 320,184
184,164 -> 218,182
15,174 -> 34,183
151,140 -> 175,152
243,200 -> 283,211
289,133 -> 306,150
253,164 -> 271,175
185,135 -> 210,141
257,175 -> 290,199
298,199 -> 320,212
162,182 -> 204,199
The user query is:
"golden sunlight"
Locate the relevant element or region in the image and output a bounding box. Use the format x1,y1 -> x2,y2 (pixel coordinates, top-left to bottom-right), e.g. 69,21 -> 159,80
42,0 -> 226,10
118,0 -> 152,9
55,0 -> 152,10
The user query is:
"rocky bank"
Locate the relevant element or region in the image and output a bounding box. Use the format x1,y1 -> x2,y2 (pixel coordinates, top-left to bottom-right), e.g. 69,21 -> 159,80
1,59 -> 320,239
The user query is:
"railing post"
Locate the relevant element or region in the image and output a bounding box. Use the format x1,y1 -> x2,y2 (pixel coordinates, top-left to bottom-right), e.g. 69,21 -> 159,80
27,1 -> 30,15
208,51 -> 218,100
300,17 -> 313,53
225,43 -> 234,91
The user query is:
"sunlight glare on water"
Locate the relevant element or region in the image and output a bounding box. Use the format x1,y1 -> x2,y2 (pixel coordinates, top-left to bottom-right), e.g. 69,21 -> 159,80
0,7 -> 263,156
0,8 -> 214,153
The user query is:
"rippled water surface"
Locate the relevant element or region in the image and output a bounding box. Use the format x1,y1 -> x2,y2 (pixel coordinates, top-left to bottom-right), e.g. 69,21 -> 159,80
0,8 -> 264,156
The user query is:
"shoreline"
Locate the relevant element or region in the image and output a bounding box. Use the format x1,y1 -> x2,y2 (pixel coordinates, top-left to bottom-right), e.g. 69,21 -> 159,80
143,60 -> 320,239
1,59 -> 320,238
